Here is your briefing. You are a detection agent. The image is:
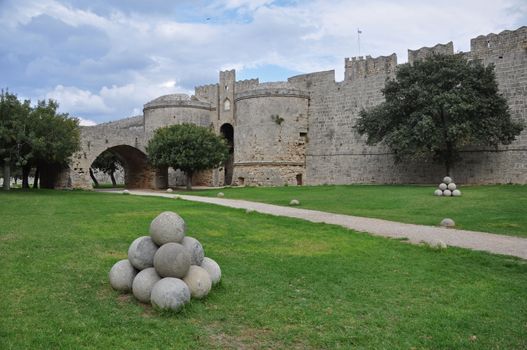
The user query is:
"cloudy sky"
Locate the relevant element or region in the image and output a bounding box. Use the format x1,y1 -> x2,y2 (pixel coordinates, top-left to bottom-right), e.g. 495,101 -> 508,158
1,0 -> 525,125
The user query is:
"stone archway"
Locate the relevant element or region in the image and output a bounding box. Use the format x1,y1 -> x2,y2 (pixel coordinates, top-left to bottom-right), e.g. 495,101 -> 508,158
220,123 -> 234,185
90,145 -> 167,189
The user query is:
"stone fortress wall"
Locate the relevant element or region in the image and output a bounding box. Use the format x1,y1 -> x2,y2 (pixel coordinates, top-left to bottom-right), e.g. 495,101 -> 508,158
66,26 -> 526,189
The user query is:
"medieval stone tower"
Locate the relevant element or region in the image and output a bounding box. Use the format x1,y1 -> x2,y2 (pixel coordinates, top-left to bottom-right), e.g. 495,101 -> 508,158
64,26 -> 526,189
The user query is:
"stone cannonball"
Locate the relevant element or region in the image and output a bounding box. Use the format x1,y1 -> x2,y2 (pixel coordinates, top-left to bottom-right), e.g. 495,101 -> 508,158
443,176 -> 452,184
429,238 -> 447,249
153,243 -> 191,278
149,211 -> 186,245
201,257 -> 222,285
438,183 -> 447,191
434,189 -> 443,196
447,182 -> 457,191
150,277 -> 190,312
166,188 -> 173,193
440,218 -> 455,227
289,199 -> 300,206
183,265 -> 212,299
181,236 -> 205,265
132,267 -> 161,303
128,236 -> 158,270
452,189 -> 462,197
443,189 -> 452,197
109,259 -> 138,292
217,192 -> 225,198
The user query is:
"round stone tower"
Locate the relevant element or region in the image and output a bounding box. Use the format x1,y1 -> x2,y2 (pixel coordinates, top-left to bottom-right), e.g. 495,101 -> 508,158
233,83 -> 309,186
143,94 -> 212,135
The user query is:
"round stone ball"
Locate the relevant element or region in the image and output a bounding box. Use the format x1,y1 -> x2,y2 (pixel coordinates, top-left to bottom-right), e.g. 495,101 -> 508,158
440,218 -> 455,227
443,176 -> 452,184
150,211 -> 186,245
217,192 -> 225,198
434,189 -> 443,196
109,259 -> 137,292
166,188 -> 173,193
153,242 -> 191,278
181,236 -> 204,265
150,277 -> 190,312
447,182 -> 457,191
429,239 -> 447,249
289,199 -> 300,206
122,189 -> 130,195
132,267 -> 161,303
452,189 -> 462,197
443,189 -> 452,197
201,257 -> 222,285
438,183 -> 447,191
183,265 -> 212,299
128,236 -> 158,270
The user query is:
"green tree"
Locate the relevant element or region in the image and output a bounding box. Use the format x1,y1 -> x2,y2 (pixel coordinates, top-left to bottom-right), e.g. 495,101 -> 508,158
147,123 -> 229,190
0,91 -> 31,190
91,150 -> 123,187
355,54 -> 523,176
22,100 -> 80,188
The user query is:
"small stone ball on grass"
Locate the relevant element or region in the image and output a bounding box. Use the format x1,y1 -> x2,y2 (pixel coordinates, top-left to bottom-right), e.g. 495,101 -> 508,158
452,189 -> 462,197
429,239 -> 447,249
217,192 -> 225,198
183,265 -> 212,299
150,211 -> 186,245
166,188 -> 173,193
122,189 -> 130,195
150,278 -> 190,312
201,257 -> 221,285
109,259 -> 137,292
181,236 -> 204,265
132,267 -> 161,303
447,182 -> 457,191
289,199 -> 300,206
443,189 -> 452,197
440,218 -> 455,227
154,242 -> 191,278
443,176 -> 452,184
438,183 -> 447,191
434,189 -> 443,196
128,236 -> 158,270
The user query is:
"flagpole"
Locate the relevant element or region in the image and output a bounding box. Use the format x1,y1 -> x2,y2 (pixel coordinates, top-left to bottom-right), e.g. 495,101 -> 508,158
357,28 -> 362,56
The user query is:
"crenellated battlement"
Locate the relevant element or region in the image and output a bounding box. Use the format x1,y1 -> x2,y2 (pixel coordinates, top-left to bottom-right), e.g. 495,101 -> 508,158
344,54 -> 397,81
235,78 -> 259,93
408,42 -> 454,65
471,26 -> 527,55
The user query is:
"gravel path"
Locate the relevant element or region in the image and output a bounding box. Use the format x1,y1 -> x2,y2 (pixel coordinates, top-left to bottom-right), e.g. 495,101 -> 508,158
113,190 -> 527,260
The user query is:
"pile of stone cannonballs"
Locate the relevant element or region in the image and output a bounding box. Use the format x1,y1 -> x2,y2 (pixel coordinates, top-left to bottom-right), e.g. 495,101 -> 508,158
108,211 -> 221,312
434,176 -> 461,197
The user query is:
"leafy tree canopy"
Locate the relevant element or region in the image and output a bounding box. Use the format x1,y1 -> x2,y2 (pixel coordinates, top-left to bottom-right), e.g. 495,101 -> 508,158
0,91 -> 80,190
355,54 -> 523,175
147,123 -> 229,189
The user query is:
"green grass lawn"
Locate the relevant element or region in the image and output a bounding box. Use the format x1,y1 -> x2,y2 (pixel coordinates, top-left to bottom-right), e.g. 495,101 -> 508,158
178,184 -> 527,237
1,190 -> 526,349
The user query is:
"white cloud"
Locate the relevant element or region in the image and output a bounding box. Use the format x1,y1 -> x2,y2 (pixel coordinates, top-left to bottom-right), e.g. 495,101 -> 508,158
78,117 -> 97,126
46,85 -> 111,114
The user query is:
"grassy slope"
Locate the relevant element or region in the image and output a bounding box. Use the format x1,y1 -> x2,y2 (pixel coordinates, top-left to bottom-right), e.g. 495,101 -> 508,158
0,190 -> 526,349
179,185 -> 527,237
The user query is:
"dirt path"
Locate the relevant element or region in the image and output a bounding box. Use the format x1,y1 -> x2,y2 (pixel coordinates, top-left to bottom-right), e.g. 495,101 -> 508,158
109,190 -> 527,260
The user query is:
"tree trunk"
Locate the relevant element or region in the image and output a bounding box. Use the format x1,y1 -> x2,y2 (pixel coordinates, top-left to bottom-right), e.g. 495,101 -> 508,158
186,172 -> 193,191
110,171 -> 117,187
22,165 -> 31,189
33,167 -> 39,188
89,168 -> 99,187
3,162 -> 10,191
